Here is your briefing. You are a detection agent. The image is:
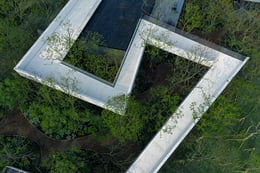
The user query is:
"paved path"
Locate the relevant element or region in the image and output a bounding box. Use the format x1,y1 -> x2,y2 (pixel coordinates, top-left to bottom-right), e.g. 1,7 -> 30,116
151,0 -> 185,26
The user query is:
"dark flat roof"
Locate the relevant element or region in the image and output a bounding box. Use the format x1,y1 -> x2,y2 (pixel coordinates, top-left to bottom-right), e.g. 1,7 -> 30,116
83,0 -> 144,50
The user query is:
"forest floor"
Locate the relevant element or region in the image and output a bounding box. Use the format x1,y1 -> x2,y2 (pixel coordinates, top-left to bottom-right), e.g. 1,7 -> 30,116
0,109 -> 140,160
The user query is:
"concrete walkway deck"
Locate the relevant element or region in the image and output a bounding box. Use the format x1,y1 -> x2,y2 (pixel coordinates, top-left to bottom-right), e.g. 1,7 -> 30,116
151,0 -> 185,26
14,1 -> 249,172
14,0 -> 145,113
126,19 -> 249,173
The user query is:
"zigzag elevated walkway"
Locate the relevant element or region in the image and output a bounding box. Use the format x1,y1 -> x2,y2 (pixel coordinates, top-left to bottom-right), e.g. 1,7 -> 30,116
13,1 -> 249,172
126,17 -> 249,173
127,0 -> 249,171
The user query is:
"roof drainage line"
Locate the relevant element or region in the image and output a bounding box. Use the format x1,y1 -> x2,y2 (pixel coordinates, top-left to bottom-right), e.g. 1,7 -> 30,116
112,18 -> 143,86
143,15 -> 247,61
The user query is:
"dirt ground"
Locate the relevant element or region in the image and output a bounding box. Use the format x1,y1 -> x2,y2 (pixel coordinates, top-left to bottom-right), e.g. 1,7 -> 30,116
0,109 -> 140,160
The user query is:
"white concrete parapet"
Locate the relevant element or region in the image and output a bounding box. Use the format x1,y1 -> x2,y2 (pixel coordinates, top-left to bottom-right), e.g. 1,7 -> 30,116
126,20 -> 249,173
14,1 -> 250,172
14,0 -> 145,114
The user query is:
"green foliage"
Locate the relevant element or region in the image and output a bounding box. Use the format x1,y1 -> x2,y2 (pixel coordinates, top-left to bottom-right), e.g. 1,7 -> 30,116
143,44 -> 168,65
179,0 -> 233,33
169,57 -> 208,97
248,150 -> 260,173
0,136 -> 40,171
102,87 -> 180,143
160,1 -> 260,172
0,73 -> 30,112
0,0 -> 258,172
102,96 -> 143,142
0,0 -> 67,77
28,85 -> 103,139
64,31 -> 121,83
221,9 -> 260,55
141,86 -> 181,134
161,137 -> 244,173
0,74 -> 104,140
102,43 -> 208,142
41,148 -> 88,173
0,19 -> 30,59
178,3 -> 202,32
42,147 -> 129,173
133,45 -> 208,138
197,95 -> 242,137
83,144 -> 136,173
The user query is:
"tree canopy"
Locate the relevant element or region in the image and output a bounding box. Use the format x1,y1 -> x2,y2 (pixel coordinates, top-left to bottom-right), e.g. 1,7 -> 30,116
0,0 -> 259,172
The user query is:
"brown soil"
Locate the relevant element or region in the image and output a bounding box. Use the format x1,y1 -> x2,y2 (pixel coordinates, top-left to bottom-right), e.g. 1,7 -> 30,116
191,29 -> 227,44
0,109 -> 139,159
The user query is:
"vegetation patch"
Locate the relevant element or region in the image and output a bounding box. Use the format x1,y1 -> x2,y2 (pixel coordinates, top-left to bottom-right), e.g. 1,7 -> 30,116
160,1 -> 260,172
0,136 -> 40,172
27,83 -> 104,139
0,0 -> 68,79
41,145 -> 138,173
63,32 -> 123,83
0,0 -> 259,172
103,45 -> 208,144
62,0 -> 149,83
0,74 -> 104,140
135,45 -> 208,141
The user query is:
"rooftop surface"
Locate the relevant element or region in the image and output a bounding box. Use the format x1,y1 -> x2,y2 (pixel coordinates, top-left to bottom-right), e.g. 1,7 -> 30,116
151,0 -> 185,26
